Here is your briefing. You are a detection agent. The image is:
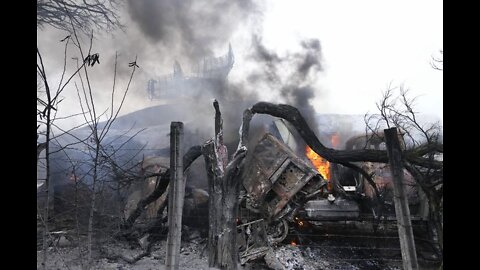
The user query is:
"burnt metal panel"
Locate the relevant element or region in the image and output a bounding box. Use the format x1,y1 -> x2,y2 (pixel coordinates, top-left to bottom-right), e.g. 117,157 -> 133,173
267,160 -> 317,217
242,133 -> 326,218
303,198 -> 360,221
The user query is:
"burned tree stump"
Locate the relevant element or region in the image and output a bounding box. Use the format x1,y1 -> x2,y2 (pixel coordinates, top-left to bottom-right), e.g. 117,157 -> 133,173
202,100 -> 248,269
120,145 -> 201,235
122,171 -> 170,231
217,151 -> 246,268
202,140 -> 222,266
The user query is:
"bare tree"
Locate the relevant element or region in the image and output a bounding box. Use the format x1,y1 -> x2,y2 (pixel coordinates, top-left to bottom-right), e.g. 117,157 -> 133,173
37,17 -> 142,267
365,85 -> 443,256
64,24 -> 138,266
37,0 -> 124,34
37,31 -> 93,269
202,100 -> 248,269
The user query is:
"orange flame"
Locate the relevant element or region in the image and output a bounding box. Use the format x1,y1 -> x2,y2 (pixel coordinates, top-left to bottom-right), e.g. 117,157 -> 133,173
291,240 -> 297,246
331,133 -> 340,148
305,145 -> 330,180
294,216 -> 307,228
305,145 -> 331,191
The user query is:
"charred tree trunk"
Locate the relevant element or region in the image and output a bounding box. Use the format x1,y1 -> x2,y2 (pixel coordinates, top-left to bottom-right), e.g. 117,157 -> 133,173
145,194 -> 169,240
110,146 -> 202,263
250,102 -> 442,169
202,140 -> 222,266
425,189 -> 443,254
203,99 -> 229,268
166,122 -> 185,270
121,145 -> 202,232
384,127 -> 419,270
123,171 -> 170,230
403,163 -> 443,256
203,100 -> 248,269
217,151 -> 246,268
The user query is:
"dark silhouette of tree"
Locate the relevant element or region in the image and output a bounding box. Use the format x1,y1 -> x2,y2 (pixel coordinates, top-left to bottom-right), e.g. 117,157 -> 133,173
37,0 -> 124,33
365,85 -> 443,257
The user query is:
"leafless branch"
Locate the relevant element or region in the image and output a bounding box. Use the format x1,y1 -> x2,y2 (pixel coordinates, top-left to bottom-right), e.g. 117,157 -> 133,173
37,0 -> 124,34
100,55 -> 138,141
430,50 -> 443,71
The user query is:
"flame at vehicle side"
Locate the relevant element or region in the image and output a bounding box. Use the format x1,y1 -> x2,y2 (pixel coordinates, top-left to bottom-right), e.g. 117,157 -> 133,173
305,145 -> 331,191
331,133 -> 340,148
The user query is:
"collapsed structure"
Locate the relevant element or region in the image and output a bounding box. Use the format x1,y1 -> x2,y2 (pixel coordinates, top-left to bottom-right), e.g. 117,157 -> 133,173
146,44 -> 234,99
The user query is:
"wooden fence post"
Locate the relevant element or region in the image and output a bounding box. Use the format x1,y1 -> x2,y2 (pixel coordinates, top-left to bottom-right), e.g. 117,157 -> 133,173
166,122 -> 185,270
384,127 -> 419,270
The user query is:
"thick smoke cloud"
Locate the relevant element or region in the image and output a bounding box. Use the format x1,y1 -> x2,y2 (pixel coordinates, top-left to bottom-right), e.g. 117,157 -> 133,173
36,0 -> 261,133
127,0 -> 258,61
247,35 -> 323,132
38,1 -> 327,190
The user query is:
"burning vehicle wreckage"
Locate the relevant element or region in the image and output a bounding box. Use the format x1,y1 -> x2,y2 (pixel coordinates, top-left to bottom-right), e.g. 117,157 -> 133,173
110,107 -> 429,267
237,132 -> 331,264
35,37 -> 441,268
235,128 -> 427,265
37,100 -> 439,269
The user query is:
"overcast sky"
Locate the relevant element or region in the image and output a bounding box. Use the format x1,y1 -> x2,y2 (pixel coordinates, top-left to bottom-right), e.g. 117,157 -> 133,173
242,0 -> 443,120
37,0 -> 443,129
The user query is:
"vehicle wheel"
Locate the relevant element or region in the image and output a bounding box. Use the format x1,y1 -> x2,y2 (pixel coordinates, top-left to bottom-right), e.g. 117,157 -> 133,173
266,219 -> 289,245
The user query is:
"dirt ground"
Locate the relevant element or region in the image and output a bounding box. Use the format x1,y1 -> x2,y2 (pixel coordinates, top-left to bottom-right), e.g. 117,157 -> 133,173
37,238 -> 209,270
37,221 -> 441,269
36,238 -> 434,270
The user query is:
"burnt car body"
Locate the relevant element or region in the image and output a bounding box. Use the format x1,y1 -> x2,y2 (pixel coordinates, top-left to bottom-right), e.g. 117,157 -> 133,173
237,131 -> 428,263
241,133 -> 326,220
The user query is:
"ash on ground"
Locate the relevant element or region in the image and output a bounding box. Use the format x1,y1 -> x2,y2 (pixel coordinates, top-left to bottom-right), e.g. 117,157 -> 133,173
38,222 -> 441,270
37,237 -> 208,270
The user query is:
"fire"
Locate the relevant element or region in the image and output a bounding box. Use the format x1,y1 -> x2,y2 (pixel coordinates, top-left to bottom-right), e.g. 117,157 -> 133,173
305,145 -> 330,180
331,133 -> 340,148
305,145 -> 332,191
294,216 -> 304,227
291,240 -> 297,246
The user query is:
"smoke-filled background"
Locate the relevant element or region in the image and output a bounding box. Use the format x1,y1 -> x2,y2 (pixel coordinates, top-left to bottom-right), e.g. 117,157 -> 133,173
36,4 -> 443,268
37,0 -> 443,167
36,0 -> 330,152
36,1 -> 443,232
37,0 -> 443,129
